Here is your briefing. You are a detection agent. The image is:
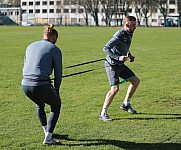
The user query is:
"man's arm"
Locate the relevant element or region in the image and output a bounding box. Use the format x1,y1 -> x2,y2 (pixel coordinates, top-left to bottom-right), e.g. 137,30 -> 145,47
103,36 -> 120,60
53,48 -> 62,95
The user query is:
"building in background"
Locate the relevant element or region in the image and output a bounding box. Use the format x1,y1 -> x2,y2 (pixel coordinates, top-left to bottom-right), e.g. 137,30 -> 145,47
21,0 -> 88,26
0,3 -> 21,25
20,0 -> 179,26
0,0 -> 180,26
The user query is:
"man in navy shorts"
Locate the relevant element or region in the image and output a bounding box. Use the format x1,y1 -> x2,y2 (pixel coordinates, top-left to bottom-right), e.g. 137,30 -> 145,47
99,16 -> 140,121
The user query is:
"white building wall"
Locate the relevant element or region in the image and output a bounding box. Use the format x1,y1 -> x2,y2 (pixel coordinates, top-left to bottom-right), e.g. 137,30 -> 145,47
19,0 -> 179,26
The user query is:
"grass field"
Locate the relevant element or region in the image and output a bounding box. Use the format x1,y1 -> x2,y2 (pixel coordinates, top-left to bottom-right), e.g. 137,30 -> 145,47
0,26 -> 181,150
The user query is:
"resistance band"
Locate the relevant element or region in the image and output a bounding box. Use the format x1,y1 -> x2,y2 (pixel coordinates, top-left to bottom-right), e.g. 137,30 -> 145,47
62,67 -> 103,78
63,58 -> 105,69
111,76 -> 135,86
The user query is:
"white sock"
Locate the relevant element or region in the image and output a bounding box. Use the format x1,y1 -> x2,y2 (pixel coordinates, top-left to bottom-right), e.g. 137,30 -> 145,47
42,125 -> 47,134
101,107 -> 107,116
44,132 -> 53,141
123,98 -> 130,106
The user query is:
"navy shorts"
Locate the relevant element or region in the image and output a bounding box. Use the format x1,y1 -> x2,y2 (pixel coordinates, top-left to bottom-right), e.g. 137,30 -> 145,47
105,61 -> 135,86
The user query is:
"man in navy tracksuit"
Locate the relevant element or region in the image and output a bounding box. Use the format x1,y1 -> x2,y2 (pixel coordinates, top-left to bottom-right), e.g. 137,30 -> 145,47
99,16 -> 140,121
22,25 -> 62,145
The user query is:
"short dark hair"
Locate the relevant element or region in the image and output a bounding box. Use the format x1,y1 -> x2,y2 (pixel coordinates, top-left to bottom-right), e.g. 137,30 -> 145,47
123,16 -> 136,25
127,16 -> 136,21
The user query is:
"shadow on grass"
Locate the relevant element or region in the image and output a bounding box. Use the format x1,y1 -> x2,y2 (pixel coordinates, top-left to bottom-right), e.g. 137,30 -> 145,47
138,113 -> 181,116
113,112 -> 181,120
53,134 -> 181,149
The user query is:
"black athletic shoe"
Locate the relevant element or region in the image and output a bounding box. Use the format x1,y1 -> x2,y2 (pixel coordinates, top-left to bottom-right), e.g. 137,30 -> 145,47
99,114 -> 112,121
120,103 -> 137,114
43,138 -> 62,145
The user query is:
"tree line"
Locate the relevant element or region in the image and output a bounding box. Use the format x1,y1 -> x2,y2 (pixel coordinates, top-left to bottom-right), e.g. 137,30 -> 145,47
79,0 -> 181,27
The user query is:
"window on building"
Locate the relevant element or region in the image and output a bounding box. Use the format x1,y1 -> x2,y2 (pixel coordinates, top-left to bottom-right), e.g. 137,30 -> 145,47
64,9 -> 69,13
71,9 -> 76,13
169,9 -> 175,13
64,1 -> 69,5
29,9 -> 33,13
15,11 -> 19,15
35,9 -> 40,13
29,9 -> 33,14
22,2 -> 26,6
70,0 -> 76,5
42,1 -> 47,5
78,9 -> 84,13
35,1 -> 40,5
169,0 -> 175,4
49,9 -> 54,13
152,8 -> 157,13
128,8 -> 132,13
42,9 -> 47,13
57,1 -> 61,5
9,11 -> 13,16
56,9 -> 61,13
29,2 -> 33,5
152,19 -> 157,22
49,1 -> 54,5
22,10 -> 26,14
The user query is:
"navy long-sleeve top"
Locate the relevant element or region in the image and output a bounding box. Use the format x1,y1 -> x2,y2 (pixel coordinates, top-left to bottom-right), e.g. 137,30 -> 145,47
103,28 -> 133,66
22,39 -> 62,91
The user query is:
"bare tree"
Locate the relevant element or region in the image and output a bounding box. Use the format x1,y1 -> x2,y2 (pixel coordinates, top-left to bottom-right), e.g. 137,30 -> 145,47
135,0 -> 150,27
140,0 -> 157,27
79,0 -> 89,26
80,0 -> 100,26
113,0 -> 130,26
100,0 -> 119,26
132,0 -> 142,26
156,0 -> 169,27
123,0 -> 133,16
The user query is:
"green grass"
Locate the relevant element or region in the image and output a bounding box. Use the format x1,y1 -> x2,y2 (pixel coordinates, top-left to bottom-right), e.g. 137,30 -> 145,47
0,26 -> 181,150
